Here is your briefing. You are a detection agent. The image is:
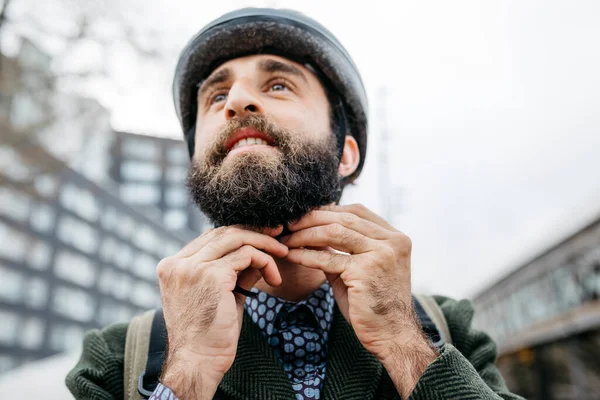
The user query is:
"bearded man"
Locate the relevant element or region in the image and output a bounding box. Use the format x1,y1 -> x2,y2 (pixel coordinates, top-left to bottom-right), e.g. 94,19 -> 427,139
66,8 -> 523,400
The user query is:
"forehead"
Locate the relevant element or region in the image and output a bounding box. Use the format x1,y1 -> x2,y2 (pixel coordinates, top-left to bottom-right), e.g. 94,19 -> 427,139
206,54 -> 318,83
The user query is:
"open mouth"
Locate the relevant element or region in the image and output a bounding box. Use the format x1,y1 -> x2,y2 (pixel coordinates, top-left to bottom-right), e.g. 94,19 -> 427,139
224,127 -> 276,153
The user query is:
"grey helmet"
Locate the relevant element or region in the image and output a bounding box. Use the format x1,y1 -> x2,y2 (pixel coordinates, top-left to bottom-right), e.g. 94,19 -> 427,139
172,8 -> 368,180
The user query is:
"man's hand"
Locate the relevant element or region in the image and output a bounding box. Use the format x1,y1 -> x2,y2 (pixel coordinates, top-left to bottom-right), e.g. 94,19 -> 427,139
157,226 -> 288,399
281,204 -> 437,398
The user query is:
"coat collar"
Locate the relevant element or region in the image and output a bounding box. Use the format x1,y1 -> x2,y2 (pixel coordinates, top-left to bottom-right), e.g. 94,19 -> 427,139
219,306 -> 384,400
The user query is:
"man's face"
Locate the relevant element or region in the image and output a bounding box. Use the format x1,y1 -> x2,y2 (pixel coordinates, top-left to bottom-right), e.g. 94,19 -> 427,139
186,54 -> 342,228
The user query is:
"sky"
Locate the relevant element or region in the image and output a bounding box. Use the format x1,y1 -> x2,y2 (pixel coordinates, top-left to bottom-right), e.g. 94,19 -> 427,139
5,0 -> 600,298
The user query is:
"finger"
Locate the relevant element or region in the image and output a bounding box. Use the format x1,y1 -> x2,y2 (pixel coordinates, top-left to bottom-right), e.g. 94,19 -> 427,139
215,245 -> 282,287
281,224 -> 375,254
248,225 -> 284,237
321,204 -> 397,232
180,226 -> 288,261
288,210 -> 390,239
285,248 -> 350,275
234,268 -> 262,298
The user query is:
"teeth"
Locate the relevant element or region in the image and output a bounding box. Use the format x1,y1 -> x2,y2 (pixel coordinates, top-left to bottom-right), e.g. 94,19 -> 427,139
232,137 -> 269,150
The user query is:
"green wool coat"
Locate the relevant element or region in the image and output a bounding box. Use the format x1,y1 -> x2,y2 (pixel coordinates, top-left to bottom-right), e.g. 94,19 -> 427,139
66,296 -> 524,400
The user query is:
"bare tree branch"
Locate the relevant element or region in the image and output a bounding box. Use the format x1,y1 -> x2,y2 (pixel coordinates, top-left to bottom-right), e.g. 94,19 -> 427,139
0,0 -> 11,32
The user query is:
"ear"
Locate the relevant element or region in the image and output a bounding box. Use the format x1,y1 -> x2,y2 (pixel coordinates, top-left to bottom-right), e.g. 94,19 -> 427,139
338,135 -> 360,178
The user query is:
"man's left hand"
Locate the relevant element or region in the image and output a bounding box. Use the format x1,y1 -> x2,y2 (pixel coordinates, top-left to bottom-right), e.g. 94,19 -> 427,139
281,204 -> 438,396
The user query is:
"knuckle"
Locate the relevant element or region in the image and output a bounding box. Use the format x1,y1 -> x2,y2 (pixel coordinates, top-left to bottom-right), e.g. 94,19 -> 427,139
239,245 -> 255,259
351,203 -> 368,213
156,256 -> 176,279
326,223 -> 344,237
394,233 -> 412,254
340,212 -> 358,226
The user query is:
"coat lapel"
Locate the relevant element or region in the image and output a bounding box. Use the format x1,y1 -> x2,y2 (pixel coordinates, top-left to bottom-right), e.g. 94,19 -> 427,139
218,312 -> 295,400
321,306 -> 384,400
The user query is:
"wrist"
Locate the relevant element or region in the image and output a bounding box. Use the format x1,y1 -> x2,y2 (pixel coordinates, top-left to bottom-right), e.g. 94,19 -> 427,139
379,332 -> 439,399
161,351 -> 225,399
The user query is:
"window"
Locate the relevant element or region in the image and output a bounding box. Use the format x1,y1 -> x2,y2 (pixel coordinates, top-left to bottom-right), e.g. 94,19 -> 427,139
101,206 -> 117,232
122,137 -> 160,160
54,250 -> 96,287
131,281 -> 159,308
0,222 -> 29,263
0,265 -> 23,302
22,278 -> 48,309
0,310 -> 19,345
97,301 -> 134,326
98,267 -> 116,295
167,145 -> 188,165
132,253 -> 158,281
113,243 -> 133,270
114,215 -> 136,240
120,183 -> 161,205
34,174 -> 58,198
52,286 -> 96,323
165,187 -> 187,207
59,184 -> 100,222
29,202 -> 56,233
0,186 -> 30,223
49,324 -> 85,352
120,161 -> 162,182
164,209 -> 187,230
99,236 -> 117,264
20,317 -> 45,350
132,225 -> 160,254
112,272 -> 132,300
166,166 -> 187,183
56,215 -> 99,254
0,146 -> 32,182
26,240 -> 52,270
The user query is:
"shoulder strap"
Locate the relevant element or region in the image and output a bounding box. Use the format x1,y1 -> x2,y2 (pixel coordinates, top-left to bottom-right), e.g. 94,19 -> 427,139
124,310 -> 157,400
413,294 -> 453,346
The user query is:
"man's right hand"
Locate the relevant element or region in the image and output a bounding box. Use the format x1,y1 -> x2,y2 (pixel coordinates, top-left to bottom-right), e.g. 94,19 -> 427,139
156,225 -> 288,399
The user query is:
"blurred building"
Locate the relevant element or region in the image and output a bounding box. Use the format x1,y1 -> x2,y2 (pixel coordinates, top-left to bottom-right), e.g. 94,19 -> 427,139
0,38 -> 212,376
0,126 -> 196,374
473,212 -> 600,399
109,130 -> 208,235
1,39 -> 208,238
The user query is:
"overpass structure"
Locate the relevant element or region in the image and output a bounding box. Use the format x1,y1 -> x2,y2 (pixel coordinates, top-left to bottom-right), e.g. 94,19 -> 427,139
473,210 -> 600,399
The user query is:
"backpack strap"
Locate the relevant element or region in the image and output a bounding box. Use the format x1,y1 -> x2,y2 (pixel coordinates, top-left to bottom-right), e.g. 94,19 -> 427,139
124,309 -> 168,399
124,310 -> 156,400
413,294 -> 453,347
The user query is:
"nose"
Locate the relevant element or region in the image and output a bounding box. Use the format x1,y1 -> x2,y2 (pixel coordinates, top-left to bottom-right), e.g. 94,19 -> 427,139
224,81 -> 264,120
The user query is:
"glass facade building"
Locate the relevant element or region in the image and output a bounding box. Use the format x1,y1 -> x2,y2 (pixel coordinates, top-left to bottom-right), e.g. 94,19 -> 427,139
109,131 -> 209,235
0,127 -> 194,374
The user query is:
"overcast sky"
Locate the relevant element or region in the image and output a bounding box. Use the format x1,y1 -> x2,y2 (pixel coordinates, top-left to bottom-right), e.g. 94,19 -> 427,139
8,0 -> 600,298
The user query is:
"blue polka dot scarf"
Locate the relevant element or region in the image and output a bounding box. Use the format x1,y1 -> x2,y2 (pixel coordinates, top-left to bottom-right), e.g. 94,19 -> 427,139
244,281 -> 335,400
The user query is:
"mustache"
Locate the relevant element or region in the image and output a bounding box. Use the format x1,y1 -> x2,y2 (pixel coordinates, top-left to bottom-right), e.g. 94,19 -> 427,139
206,115 -> 292,162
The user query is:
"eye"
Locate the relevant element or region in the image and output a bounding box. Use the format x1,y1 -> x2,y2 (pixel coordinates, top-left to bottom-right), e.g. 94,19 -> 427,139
211,93 -> 228,104
270,82 -> 288,92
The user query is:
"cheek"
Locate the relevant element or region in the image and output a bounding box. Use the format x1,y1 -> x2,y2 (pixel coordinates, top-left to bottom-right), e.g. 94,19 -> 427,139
194,119 -> 221,153
269,106 -> 330,141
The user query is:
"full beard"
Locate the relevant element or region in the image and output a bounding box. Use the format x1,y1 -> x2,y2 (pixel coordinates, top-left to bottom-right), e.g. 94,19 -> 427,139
186,116 -> 341,229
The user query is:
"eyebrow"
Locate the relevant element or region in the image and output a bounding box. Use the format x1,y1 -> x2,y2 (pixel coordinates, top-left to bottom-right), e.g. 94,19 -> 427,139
197,67 -> 232,100
258,58 -> 308,84
196,58 -> 309,101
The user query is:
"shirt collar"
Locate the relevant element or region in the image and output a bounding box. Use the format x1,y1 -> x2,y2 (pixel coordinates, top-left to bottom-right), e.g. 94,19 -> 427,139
244,281 -> 335,337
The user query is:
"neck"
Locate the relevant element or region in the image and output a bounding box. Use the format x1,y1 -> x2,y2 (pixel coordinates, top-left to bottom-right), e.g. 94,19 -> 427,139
254,258 -> 326,302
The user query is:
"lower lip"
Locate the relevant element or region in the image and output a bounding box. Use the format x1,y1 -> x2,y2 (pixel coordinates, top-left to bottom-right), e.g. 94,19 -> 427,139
227,144 -> 277,157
